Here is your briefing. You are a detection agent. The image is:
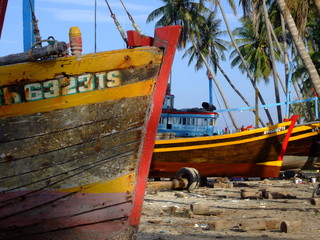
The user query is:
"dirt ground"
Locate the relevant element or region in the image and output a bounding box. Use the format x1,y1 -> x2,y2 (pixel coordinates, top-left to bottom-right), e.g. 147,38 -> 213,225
137,176 -> 320,240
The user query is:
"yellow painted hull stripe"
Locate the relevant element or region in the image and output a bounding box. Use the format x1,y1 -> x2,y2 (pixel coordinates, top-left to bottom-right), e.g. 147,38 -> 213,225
0,79 -> 154,118
290,132 -> 319,141
291,125 -> 317,133
155,121 -> 292,145
154,130 -> 287,153
59,173 -> 135,194
256,161 -> 282,167
0,48 -> 162,84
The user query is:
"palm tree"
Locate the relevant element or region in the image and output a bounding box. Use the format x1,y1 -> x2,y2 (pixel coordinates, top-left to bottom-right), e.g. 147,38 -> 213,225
235,0 -> 320,120
262,0 -> 282,122
147,1 -> 240,129
232,0 -> 284,123
183,12 -> 227,73
266,1 -> 308,120
146,0 -> 209,49
184,11 -> 266,126
291,9 -> 320,120
213,0 -> 274,125
230,16 -> 282,86
276,0 -> 320,97
292,51 -> 320,121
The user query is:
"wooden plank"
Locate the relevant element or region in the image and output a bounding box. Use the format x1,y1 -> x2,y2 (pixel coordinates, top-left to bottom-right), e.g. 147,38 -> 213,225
0,42 -> 68,66
0,96 -> 147,141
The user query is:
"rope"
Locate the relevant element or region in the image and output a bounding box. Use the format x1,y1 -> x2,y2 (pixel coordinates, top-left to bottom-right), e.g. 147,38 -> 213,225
28,0 -> 42,47
30,37 -> 56,49
119,0 -> 142,34
104,0 -> 128,46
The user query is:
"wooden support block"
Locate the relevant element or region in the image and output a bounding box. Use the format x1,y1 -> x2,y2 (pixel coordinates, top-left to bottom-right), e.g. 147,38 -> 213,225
190,203 -> 210,215
264,218 -> 283,230
174,192 -> 185,198
240,189 -> 262,199
239,219 -> 266,231
280,220 -> 301,233
310,198 -> 320,206
190,203 -> 221,216
208,220 -> 232,230
147,178 -> 188,191
213,182 -> 233,189
261,189 -> 296,199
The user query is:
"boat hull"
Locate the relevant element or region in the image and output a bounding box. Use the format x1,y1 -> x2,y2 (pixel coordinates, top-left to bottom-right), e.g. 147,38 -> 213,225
151,117 -> 298,179
0,26 -> 181,239
282,122 -> 320,171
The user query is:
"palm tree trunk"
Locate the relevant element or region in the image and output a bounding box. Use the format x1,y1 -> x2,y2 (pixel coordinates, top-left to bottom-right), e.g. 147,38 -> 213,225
190,39 -> 239,130
216,63 -> 265,126
266,14 -> 302,121
314,0 -> 320,16
291,43 -> 315,120
262,0 -> 283,123
265,11 -> 302,121
217,0 -> 274,125
280,15 -> 305,121
277,0 -> 320,97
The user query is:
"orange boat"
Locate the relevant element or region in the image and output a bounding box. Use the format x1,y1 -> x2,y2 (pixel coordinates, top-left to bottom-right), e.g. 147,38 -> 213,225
150,115 -> 298,189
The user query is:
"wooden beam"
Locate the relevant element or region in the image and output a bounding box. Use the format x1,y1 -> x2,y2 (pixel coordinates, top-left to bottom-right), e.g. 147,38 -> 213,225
0,0 -> 8,38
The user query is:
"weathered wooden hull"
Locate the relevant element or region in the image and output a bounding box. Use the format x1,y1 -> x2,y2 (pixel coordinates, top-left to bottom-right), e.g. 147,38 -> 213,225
150,116 -> 298,178
282,122 -> 320,171
0,26 -> 181,239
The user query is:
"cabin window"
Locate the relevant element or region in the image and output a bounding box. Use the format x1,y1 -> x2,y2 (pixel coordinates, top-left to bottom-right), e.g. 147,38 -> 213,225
166,117 -> 173,129
198,118 -> 206,125
169,98 -> 174,108
159,117 -> 167,124
173,117 -> 179,124
182,118 -> 186,125
189,118 -> 196,125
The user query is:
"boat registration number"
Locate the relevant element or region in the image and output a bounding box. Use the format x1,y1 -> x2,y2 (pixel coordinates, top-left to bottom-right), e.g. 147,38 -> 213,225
0,70 -> 121,105
263,126 -> 286,135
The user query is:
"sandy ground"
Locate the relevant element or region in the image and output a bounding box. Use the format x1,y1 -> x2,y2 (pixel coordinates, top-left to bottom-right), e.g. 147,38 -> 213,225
137,177 -> 320,240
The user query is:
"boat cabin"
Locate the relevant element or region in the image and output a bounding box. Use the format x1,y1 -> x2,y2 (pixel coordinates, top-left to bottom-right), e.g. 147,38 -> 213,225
158,94 -> 219,137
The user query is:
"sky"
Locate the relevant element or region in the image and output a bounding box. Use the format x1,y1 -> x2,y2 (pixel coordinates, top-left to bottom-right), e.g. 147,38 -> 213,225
0,0 -> 293,130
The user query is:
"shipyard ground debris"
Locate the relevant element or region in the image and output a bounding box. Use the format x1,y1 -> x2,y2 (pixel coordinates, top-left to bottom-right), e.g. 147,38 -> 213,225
138,177 -> 320,240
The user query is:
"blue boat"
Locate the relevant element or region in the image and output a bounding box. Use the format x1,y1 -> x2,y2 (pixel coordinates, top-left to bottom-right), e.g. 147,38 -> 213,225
157,90 -> 226,138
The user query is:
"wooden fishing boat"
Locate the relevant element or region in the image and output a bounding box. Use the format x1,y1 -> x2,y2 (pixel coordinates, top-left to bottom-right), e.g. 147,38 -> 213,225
282,122 -> 320,171
150,89 -> 298,182
0,8 -> 181,239
150,115 -> 298,180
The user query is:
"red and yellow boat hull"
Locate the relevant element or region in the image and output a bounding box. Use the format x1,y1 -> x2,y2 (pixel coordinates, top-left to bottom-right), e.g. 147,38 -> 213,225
151,116 -> 298,179
0,26 -> 181,239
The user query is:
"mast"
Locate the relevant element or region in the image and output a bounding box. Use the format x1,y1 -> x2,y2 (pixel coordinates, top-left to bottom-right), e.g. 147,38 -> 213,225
23,0 -> 35,51
207,73 -> 213,105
